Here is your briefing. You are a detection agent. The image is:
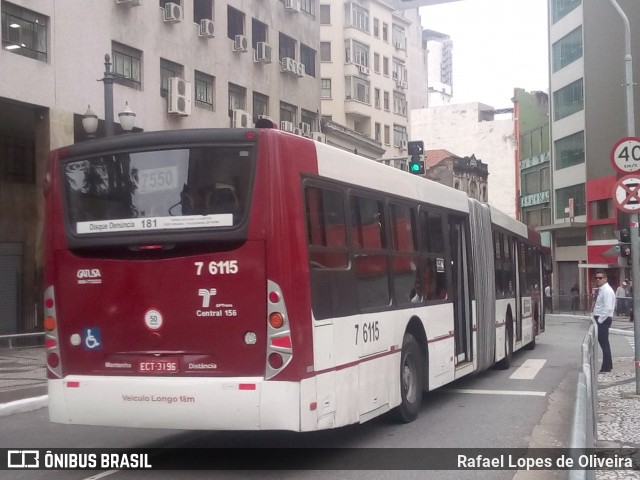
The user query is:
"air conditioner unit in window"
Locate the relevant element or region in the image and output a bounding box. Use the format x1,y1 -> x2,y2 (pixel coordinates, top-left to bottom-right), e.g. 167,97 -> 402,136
163,2 -> 182,23
167,77 -> 192,116
295,61 -> 305,77
358,65 -> 370,76
232,109 -> 253,128
311,132 -> 326,143
280,121 -> 295,132
299,122 -> 311,136
284,0 -> 301,12
394,41 -> 402,49
199,19 -> 214,38
233,34 -> 248,52
116,0 -> 141,6
280,57 -> 297,74
254,42 -> 272,63
400,139 -> 408,149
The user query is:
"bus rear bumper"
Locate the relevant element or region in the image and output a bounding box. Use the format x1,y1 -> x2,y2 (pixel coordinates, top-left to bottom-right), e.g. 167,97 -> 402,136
48,376 -> 301,431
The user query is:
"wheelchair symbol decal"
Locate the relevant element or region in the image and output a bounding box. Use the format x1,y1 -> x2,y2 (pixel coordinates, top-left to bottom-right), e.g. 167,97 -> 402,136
83,328 -> 102,350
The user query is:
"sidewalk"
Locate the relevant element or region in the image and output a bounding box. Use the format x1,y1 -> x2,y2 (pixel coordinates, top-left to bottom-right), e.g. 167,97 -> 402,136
595,316 -> 640,480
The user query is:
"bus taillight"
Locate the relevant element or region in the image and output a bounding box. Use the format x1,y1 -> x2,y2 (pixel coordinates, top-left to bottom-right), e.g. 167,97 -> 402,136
44,285 -> 63,379
265,280 -> 293,380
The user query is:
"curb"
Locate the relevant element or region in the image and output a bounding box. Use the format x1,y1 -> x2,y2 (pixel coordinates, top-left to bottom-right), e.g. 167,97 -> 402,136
0,395 -> 48,418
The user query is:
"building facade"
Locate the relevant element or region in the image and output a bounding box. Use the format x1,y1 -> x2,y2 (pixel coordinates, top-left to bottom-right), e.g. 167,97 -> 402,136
424,149 -> 488,202
546,0 -> 640,302
514,88 -> 551,246
0,0 -> 321,334
410,102 -> 517,217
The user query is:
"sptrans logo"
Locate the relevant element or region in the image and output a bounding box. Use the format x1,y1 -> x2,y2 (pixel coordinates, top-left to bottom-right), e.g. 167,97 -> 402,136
77,269 -> 102,285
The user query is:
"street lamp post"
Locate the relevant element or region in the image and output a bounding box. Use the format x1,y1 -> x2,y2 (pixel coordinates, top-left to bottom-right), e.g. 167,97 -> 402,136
82,54 -> 136,138
102,53 -> 116,137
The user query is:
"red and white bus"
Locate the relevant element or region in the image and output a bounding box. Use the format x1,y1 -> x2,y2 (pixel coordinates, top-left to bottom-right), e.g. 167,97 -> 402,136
44,126 -> 548,431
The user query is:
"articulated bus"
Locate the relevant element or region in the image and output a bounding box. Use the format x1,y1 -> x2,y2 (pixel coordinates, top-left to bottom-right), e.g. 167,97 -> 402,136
44,126 -> 548,431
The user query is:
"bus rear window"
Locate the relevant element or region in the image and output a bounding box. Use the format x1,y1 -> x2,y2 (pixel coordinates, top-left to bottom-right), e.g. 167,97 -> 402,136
63,146 -> 253,235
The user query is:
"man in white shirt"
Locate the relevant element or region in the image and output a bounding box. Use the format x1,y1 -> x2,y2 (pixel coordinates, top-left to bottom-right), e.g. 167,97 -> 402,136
593,271 -> 616,373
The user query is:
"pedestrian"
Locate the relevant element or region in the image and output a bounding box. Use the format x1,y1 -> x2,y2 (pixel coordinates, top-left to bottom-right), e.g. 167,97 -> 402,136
544,284 -> 552,313
571,283 -> 580,311
592,271 -> 615,373
616,282 -> 628,315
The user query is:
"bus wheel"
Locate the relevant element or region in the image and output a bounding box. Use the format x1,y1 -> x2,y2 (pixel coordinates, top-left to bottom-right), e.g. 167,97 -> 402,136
393,333 -> 424,423
496,326 -> 512,370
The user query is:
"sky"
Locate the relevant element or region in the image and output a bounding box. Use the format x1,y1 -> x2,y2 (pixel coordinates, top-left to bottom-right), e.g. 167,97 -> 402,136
420,0 -> 549,108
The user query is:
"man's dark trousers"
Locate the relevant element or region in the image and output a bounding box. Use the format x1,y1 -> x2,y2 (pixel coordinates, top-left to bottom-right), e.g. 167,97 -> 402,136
595,316 -> 613,371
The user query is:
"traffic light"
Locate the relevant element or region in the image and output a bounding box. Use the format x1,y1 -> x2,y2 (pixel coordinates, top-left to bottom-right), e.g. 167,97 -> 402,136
407,140 -> 425,175
619,229 -> 631,257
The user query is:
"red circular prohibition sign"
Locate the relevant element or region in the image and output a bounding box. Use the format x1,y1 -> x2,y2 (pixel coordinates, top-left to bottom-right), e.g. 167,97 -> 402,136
613,175 -> 640,213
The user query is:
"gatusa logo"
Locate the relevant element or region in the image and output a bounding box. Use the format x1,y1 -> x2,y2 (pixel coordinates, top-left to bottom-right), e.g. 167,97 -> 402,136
77,269 -> 101,279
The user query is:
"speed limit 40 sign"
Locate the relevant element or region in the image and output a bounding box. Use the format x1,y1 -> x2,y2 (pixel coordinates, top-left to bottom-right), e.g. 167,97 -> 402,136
611,137 -> 640,173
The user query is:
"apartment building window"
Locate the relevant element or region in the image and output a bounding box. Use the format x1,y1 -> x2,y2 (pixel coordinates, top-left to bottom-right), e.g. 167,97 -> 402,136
590,224 -> 615,241
383,91 -> 390,111
382,23 -> 388,42
393,91 -> 407,116
160,0 -> 180,6
227,6 -> 244,39
392,58 -> 406,82
228,83 -> 246,111
252,19 -> 267,49
279,33 -> 296,61
345,2 -> 369,33
160,58 -> 183,96
555,130 -> 585,169
0,135 -> 35,184
301,109 -> 317,130
374,88 -> 381,109
553,78 -> 583,121
194,0 -> 213,22
375,123 -> 381,142
383,57 -> 389,76
2,2 -> 47,61
112,42 -> 142,90
384,125 -> 390,145
523,208 -> 551,228
373,18 -> 379,38
320,42 -> 331,62
321,78 -> 332,98
393,125 -> 407,148
300,0 -> 314,15
300,44 -> 316,76
345,40 -> 369,67
280,101 -> 297,124
374,53 -> 380,73
552,26 -> 582,73
320,4 -> 330,24
253,92 -> 269,121
552,0 -> 581,24
346,76 -> 370,103
555,183 -> 585,218
194,71 -> 214,110
590,199 -> 614,220
391,24 -> 406,50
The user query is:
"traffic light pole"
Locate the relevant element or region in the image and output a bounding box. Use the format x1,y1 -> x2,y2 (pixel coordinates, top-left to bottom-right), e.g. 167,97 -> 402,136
609,0 -> 640,395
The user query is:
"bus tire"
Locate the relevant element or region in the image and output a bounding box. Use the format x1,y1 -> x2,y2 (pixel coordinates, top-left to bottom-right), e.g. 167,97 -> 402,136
393,333 -> 424,423
496,326 -> 513,370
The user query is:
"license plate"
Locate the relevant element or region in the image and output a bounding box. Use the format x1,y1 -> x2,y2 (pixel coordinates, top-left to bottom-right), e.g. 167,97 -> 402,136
137,357 -> 180,374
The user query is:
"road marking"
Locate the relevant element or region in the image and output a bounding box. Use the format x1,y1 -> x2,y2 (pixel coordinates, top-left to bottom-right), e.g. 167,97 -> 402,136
446,388 -> 546,397
509,359 -> 547,380
83,471 -> 119,480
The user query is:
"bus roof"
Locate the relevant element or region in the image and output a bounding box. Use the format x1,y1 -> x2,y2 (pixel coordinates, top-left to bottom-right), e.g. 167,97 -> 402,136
313,140 -> 470,214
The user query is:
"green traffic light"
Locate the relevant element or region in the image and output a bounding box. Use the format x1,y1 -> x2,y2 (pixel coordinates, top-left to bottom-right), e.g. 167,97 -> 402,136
410,163 -> 420,172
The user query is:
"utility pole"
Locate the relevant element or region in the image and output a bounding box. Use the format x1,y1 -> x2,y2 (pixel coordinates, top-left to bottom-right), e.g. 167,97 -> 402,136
609,0 -> 640,395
